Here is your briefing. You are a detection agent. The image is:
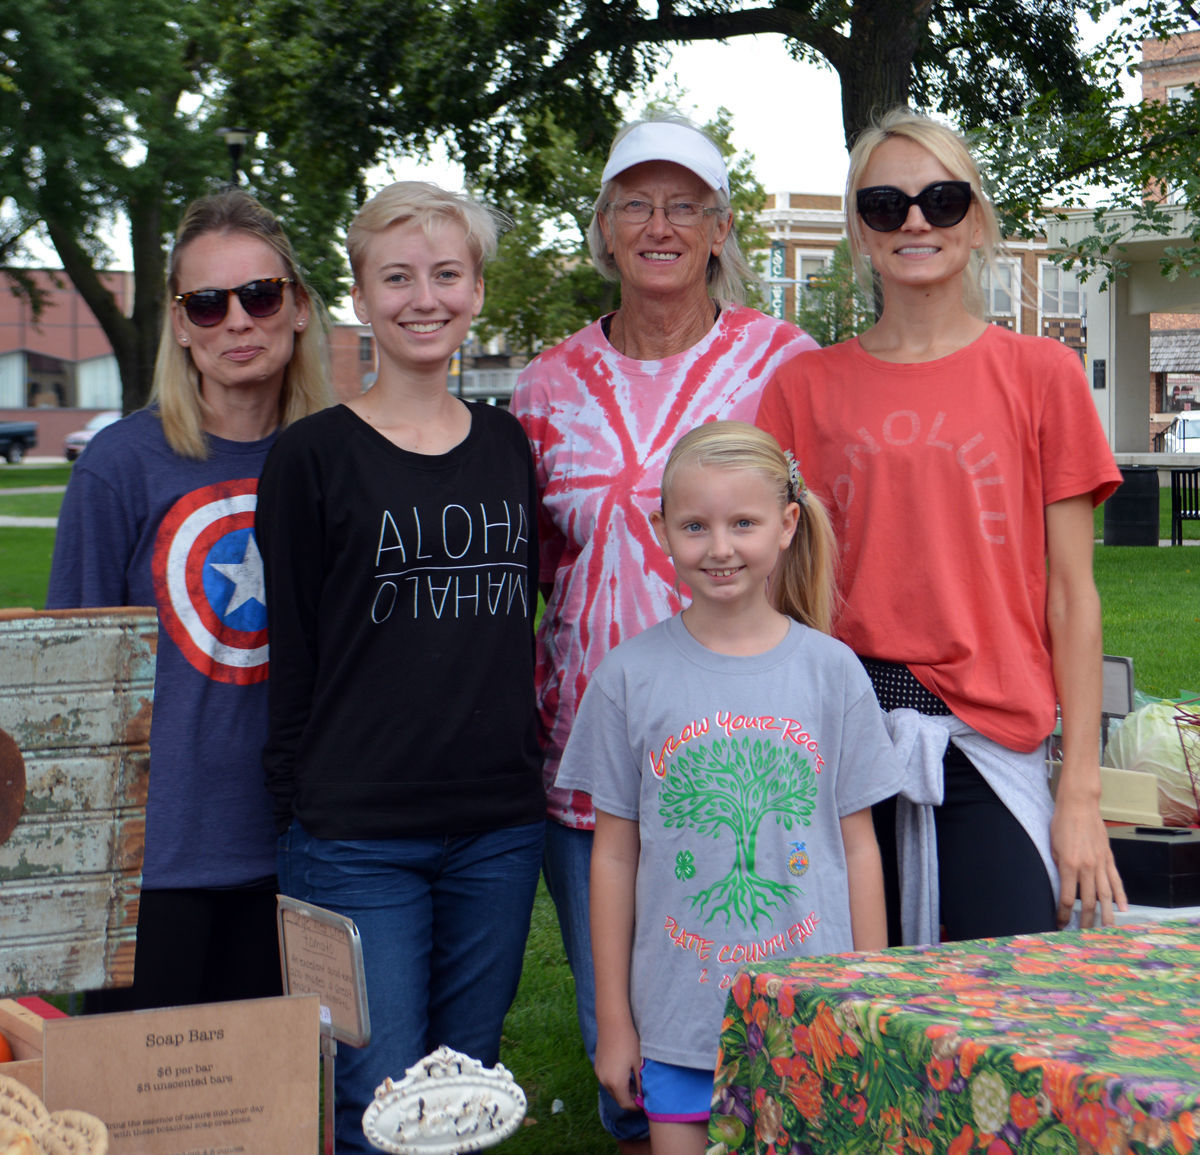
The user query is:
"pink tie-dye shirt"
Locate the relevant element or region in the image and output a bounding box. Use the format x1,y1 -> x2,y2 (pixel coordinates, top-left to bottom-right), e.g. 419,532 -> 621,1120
511,304 -> 817,828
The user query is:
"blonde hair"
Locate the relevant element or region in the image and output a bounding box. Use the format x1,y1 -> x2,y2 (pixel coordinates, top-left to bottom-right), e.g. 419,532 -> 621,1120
152,188 -> 331,460
586,113 -> 760,307
347,181 -> 509,280
660,421 -> 837,634
845,107 -> 1002,317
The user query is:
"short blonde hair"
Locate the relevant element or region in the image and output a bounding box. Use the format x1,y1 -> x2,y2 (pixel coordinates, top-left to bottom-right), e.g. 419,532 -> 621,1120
660,421 -> 837,634
586,113 -> 760,307
845,107 -> 1002,317
347,181 -> 509,280
152,189 -> 331,460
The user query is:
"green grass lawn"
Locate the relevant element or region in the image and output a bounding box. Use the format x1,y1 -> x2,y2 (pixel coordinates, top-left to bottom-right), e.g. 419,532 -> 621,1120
0,462 -> 72,488
0,463 -> 71,527
499,884 -> 610,1153
0,527 -> 56,609
1094,546 -> 1198,699
0,491 -> 65,517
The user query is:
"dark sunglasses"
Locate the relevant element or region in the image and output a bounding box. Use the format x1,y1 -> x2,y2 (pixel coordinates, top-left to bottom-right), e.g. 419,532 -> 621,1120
856,181 -> 973,232
174,277 -> 294,327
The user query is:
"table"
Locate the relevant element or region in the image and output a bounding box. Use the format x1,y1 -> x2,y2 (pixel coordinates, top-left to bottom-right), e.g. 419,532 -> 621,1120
709,920 -> 1200,1154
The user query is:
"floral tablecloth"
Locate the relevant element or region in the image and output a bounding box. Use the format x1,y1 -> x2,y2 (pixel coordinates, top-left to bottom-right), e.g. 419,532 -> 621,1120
709,920 -> 1200,1154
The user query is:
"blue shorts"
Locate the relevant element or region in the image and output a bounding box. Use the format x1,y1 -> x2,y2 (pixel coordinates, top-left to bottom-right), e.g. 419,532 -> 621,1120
636,1059 -> 714,1123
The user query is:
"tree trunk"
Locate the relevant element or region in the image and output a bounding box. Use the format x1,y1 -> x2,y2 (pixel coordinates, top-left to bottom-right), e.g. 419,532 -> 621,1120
832,0 -> 935,146
43,198 -> 165,415
127,188 -> 169,414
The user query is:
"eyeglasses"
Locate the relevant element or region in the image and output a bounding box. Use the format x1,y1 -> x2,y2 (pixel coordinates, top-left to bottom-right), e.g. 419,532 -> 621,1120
605,200 -> 724,227
174,277 -> 295,327
855,182 -> 973,232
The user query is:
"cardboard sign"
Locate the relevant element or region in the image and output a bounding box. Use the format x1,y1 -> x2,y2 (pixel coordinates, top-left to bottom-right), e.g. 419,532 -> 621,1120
41,994 -> 319,1154
277,895 -> 370,1047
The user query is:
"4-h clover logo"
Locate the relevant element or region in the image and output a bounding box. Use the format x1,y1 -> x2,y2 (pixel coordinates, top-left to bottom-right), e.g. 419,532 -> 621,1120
674,850 -> 696,881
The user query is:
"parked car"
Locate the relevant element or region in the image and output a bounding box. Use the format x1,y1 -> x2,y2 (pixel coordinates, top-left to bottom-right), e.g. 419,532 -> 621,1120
0,421 -> 37,464
1163,410 -> 1200,453
64,410 -> 121,461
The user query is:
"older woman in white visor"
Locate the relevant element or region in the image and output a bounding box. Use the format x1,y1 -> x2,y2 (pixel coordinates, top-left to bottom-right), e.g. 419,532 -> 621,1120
511,113 -> 817,1151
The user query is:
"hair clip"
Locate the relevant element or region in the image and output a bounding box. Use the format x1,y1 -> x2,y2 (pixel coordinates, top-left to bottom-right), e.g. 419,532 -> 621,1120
784,450 -> 807,504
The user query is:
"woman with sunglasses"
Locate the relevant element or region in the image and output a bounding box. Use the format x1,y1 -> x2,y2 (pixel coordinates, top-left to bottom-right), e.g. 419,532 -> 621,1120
510,113 -> 816,1152
47,187 -> 331,1011
758,107 -> 1126,946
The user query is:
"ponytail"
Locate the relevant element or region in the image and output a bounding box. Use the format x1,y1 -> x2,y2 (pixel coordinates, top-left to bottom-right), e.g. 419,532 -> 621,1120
771,486 -> 837,635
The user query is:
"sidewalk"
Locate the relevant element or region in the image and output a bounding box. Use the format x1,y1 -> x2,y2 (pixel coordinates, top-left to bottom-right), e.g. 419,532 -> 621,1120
0,484 -> 65,527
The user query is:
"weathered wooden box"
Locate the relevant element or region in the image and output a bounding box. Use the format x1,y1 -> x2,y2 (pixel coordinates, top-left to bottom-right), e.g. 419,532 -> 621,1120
0,608 -> 155,996
0,997 -> 62,1094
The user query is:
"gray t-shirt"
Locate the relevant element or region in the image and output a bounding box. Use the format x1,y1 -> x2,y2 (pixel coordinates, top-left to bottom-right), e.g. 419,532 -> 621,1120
556,614 -> 903,1068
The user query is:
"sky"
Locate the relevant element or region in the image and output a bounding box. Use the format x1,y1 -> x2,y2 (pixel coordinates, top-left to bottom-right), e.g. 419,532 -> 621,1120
655,38 -> 850,196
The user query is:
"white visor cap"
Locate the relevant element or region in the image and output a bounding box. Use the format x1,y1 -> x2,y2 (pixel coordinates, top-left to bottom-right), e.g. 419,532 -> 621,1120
601,122 -> 730,197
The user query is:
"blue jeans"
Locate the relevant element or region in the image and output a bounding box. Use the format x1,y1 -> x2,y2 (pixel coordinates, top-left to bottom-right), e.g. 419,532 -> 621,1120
279,820 -> 544,1155
543,821 -> 650,1144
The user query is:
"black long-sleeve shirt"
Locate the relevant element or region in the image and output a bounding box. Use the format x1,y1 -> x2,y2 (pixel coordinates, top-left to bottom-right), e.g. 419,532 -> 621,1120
256,402 -> 544,839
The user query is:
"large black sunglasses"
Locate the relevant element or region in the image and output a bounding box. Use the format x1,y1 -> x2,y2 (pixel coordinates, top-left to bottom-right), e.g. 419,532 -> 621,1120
174,277 -> 295,327
856,182 -> 973,232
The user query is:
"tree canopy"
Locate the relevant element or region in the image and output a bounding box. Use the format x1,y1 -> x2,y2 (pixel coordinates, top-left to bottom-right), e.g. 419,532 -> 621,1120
235,0 -> 1096,173
976,1 -> 1200,285
1,0 -> 226,411
0,0 -> 352,412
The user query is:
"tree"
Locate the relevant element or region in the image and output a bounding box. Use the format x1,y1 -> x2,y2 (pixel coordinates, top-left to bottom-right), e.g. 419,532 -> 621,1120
0,0 -> 352,413
975,4 -> 1200,286
468,113 -> 616,356
236,0 -> 1097,191
1,1 -> 218,411
472,103 -> 770,354
794,240 -> 874,348
658,735 -> 819,932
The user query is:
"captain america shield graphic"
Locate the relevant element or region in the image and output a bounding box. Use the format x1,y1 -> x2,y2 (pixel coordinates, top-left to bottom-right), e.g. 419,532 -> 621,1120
152,479 -> 269,685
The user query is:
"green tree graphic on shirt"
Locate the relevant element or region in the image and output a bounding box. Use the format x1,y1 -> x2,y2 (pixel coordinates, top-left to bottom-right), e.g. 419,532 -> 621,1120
658,735 -> 818,932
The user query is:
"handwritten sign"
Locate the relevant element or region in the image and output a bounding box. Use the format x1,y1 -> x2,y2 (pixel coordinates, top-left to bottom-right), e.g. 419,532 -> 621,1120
277,895 -> 371,1047
41,994 -> 319,1154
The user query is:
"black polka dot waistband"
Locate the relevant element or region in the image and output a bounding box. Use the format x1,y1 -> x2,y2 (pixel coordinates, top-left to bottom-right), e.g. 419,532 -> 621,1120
859,657 -> 952,716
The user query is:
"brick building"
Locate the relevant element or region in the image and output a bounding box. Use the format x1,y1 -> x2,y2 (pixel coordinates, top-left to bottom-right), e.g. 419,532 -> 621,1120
0,269 -> 130,410
1141,30 -> 1200,430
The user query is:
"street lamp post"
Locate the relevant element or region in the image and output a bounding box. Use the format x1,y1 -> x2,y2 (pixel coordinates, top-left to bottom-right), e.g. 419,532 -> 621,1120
216,127 -> 251,185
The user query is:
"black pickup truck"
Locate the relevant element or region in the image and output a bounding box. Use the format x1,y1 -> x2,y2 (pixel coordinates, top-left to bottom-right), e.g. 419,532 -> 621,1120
0,421 -> 37,464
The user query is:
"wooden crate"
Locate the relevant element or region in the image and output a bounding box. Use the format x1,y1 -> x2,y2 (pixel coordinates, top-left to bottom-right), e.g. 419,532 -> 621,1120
0,608 -> 155,996
0,997 -> 65,1095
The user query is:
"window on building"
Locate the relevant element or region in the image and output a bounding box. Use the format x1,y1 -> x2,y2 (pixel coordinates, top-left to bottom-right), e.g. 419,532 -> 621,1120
793,253 -> 832,307
1164,86 -> 1193,204
359,335 -> 374,362
980,260 -> 1019,323
1040,262 -> 1082,317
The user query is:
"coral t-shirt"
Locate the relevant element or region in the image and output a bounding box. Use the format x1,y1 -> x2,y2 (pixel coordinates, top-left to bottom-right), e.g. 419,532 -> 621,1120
512,305 -> 817,827
757,325 -> 1121,751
